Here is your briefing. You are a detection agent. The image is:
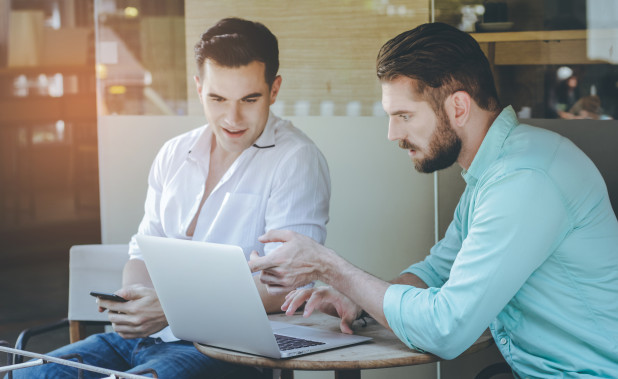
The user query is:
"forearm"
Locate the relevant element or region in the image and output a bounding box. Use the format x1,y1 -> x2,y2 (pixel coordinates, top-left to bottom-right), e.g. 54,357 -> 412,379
122,259 -> 154,288
319,251 -> 391,329
391,272 -> 429,288
254,276 -> 287,314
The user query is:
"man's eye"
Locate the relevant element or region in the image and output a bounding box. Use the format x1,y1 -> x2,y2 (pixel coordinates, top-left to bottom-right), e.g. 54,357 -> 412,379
210,97 -> 224,102
243,98 -> 258,103
399,114 -> 410,121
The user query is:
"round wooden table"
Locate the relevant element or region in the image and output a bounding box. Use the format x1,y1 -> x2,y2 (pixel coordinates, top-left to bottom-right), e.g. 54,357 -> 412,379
195,312 -> 494,378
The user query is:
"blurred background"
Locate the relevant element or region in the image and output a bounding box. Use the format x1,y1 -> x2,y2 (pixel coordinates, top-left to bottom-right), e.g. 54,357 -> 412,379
1,0 -> 616,377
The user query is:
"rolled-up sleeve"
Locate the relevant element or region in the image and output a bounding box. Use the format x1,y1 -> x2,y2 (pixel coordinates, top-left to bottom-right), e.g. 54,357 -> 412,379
384,170 -> 570,359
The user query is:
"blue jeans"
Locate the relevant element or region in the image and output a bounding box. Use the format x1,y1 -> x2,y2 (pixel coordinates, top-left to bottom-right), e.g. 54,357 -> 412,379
9,332 -> 261,378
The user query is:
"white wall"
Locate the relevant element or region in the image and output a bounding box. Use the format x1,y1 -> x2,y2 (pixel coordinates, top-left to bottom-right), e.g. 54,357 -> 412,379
289,116 -> 435,280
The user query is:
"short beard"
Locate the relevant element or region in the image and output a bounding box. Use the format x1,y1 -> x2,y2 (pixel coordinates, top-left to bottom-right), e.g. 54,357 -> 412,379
406,109 -> 462,174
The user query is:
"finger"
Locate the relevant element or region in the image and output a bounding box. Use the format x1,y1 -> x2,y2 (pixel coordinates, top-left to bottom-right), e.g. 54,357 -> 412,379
258,229 -> 294,244
98,299 -> 113,310
116,286 -> 141,301
104,299 -> 129,314
115,288 -> 131,300
107,311 -> 127,324
285,290 -> 299,300
281,297 -> 292,312
281,291 -> 299,311
302,292 -> 324,317
301,303 -> 315,318
339,319 -> 354,334
262,268 -> 281,278
285,290 -> 312,315
248,254 -> 272,273
259,270 -> 286,287
248,250 -> 260,261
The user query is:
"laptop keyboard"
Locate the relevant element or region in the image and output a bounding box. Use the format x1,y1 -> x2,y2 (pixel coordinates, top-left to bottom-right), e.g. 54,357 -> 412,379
274,334 -> 325,351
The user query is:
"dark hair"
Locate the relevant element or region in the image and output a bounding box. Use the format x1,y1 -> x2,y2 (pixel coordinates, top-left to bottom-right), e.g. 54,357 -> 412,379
377,22 -> 500,113
194,17 -> 279,86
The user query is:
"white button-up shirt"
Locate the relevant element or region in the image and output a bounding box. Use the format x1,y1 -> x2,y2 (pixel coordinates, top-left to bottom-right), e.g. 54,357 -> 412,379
128,113 -> 331,342
128,112 -> 330,261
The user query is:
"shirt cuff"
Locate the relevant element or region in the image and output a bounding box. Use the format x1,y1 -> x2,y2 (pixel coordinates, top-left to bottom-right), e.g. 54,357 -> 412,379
149,326 -> 180,342
401,265 -> 443,289
383,284 -> 427,353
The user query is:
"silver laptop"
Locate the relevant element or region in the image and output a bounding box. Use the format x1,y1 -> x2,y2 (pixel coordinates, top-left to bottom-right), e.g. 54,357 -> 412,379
137,235 -> 371,358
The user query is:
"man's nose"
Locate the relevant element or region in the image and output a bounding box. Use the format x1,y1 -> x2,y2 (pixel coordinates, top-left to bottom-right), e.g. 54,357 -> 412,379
387,120 -> 403,142
224,103 -> 242,125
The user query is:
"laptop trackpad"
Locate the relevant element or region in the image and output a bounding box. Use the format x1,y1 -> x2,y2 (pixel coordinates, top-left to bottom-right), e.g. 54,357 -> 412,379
270,321 -> 357,342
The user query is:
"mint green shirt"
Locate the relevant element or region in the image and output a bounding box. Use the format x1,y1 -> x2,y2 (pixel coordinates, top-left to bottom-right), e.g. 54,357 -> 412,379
384,106 -> 618,377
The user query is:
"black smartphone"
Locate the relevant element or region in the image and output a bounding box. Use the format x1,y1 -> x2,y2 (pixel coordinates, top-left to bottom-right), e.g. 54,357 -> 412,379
89,291 -> 128,302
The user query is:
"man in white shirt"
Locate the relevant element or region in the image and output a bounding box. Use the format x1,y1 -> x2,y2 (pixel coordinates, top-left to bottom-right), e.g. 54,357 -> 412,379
13,18 -> 330,379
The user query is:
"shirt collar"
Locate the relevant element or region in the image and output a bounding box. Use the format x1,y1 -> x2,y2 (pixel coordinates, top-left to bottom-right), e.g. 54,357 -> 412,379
461,106 -> 518,185
186,125 -> 212,163
251,111 -> 277,149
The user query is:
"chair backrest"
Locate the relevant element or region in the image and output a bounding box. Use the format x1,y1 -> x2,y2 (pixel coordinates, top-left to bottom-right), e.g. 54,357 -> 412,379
68,244 -> 129,322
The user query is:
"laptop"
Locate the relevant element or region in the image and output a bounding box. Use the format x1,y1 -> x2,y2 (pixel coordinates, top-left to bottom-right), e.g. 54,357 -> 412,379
136,235 -> 371,358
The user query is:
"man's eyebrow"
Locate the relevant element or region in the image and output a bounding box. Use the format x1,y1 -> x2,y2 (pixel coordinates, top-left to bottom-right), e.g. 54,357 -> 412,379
206,92 -> 263,100
207,92 -> 225,99
390,110 -> 413,116
242,92 -> 263,100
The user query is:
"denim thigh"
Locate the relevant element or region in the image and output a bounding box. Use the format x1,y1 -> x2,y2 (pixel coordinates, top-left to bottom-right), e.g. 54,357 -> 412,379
8,332 -> 252,379
127,337 -> 247,378
9,332 -> 139,378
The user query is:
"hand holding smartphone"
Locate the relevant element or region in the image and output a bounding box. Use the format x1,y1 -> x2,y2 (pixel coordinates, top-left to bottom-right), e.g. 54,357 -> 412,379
89,291 -> 128,302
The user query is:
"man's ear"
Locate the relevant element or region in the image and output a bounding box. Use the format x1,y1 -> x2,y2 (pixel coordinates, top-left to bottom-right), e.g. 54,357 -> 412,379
269,75 -> 282,105
448,91 -> 472,128
194,75 -> 203,103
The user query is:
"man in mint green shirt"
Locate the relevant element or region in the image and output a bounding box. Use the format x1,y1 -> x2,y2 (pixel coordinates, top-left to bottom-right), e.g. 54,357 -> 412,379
249,22 -> 618,377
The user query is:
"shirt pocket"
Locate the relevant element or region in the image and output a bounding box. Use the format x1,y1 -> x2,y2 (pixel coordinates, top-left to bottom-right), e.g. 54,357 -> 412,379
205,192 -> 261,258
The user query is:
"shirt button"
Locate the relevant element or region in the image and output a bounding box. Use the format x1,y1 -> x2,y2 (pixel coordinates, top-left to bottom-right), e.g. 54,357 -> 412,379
500,337 -> 508,345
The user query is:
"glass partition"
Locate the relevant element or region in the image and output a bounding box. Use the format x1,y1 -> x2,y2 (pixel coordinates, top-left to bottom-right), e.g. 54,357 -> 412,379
436,0 -> 617,119
94,0 -> 186,115
183,0 -> 429,117
94,0 -> 617,119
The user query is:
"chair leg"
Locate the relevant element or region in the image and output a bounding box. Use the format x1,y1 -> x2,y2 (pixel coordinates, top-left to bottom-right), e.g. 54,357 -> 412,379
335,370 -> 360,379
14,318 -> 70,363
1,340 -> 11,373
69,321 -> 86,344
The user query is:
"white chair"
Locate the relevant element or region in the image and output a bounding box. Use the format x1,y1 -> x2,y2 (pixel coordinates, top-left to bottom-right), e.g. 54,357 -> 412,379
67,244 -> 129,343
13,245 -> 128,359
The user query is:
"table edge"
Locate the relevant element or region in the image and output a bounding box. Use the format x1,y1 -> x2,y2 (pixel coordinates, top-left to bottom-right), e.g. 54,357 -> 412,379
194,337 -> 494,370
